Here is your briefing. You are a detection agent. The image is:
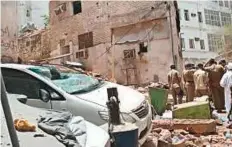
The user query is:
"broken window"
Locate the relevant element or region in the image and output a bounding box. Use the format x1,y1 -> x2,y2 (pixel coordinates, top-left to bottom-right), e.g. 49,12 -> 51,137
139,42 -> 148,53
54,3 -> 66,15
78,32 -> 93,49
198,12 -> 203,23
200,40 -> 205,50
189,39 -> 195,49
73,1 -> 82,15
184,10 -> 189,21
123,49 -> 136,59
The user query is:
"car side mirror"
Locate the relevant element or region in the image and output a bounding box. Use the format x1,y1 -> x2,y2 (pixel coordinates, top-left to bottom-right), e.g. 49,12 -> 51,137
39,89 -> 50,102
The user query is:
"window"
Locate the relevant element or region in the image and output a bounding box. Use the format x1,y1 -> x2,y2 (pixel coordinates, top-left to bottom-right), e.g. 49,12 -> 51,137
2,68 -> 43,99
123,49 -> 136,59
230,0 -> 232,9
219,0 -> 223,6
184,10 -> 189,21
198,12 -> 203,23
189,39 -> 195,49
181,38 -> 185,49
208,34 -> 223,52
224,0 -> 229,7
26,10 -> 30,17
204,9 -> 221,26
178,9 -> 181,20
78,32 -> 93,49
139,42 -> 148,53
212,0 -> 218,3
72,1 -> 82,15
221,12 -> 231,26
200,40 -> 205,50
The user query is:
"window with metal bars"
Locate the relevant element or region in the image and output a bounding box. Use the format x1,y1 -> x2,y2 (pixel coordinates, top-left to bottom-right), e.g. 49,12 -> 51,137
204,9 -> 221,26
207,34 -> 223,52
221,12 -> 231,26
78,32 -> 93,49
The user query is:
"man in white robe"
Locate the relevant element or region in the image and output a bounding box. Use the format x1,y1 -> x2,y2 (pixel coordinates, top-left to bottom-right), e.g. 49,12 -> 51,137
220,62 -> 232,113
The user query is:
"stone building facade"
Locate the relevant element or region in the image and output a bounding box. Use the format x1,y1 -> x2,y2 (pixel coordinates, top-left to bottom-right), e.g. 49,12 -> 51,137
17,29 -> 51,62
48,1 -> 182,85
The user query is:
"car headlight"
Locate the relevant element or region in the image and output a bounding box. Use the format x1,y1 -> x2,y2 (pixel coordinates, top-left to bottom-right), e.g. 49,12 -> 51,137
98,111 -> 136,123
121,113 -> 136,123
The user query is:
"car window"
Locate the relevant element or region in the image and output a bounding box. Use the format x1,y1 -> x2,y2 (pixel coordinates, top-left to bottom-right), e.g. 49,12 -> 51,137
1,68 -> 65,101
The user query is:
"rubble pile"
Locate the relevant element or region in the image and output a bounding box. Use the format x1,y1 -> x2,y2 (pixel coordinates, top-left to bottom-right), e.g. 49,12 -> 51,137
143,123 -> 232,147
136,82 -> 169,93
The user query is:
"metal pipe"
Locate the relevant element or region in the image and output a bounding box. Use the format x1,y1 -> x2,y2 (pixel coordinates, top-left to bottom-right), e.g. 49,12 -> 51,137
1,75 -> 20,147
167,2 -> 175,66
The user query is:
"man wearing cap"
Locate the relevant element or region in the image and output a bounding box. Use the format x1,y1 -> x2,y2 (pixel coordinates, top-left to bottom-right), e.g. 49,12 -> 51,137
194,63 -> 209,97
183,63 -> 196,102
220,63 -> 232,113
204,59 -> 225,112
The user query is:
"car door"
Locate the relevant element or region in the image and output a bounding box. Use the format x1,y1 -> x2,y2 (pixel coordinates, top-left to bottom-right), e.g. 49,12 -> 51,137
1,68 -> 52,109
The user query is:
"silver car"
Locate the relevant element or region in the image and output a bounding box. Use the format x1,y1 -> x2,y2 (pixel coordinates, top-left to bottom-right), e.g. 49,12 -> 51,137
1,63 -> 152,144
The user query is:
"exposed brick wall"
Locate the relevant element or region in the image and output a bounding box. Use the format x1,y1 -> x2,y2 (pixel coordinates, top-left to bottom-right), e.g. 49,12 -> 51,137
49,1 -> 182,84
17,29 -> 51,62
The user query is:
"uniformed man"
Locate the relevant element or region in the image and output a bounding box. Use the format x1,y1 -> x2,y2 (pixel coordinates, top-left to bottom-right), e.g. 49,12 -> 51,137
194,63 -> 209,97
204,59 -> 225,112
183,63 -> 195,102
168,65 -> 183,105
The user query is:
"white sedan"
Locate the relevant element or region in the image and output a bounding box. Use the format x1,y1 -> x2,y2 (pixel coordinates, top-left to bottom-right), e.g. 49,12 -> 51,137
1,63 -> 152,145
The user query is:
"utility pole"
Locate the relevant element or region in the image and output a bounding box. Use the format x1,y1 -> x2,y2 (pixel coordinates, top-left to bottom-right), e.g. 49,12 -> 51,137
1,76 -> 20,147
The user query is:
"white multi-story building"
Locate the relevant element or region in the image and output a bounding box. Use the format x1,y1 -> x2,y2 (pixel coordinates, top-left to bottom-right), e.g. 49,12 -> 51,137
178,0 -> 232,63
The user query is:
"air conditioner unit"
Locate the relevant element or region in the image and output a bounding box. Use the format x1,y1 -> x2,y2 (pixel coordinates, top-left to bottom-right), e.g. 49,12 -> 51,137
195,37 -> 200,41
76,49 -> 88,59
191,13 -> 196,17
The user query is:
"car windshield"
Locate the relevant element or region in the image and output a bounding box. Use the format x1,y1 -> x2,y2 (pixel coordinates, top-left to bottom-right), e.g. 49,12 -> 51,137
28,65 -> 102,94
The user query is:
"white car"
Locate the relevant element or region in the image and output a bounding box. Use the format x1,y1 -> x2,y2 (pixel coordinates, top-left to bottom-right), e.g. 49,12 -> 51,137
1,63 -> 152,144
1,94 -> 110,147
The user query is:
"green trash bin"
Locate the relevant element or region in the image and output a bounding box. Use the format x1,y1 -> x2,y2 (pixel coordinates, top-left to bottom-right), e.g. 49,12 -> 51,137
148,87 -> 168,116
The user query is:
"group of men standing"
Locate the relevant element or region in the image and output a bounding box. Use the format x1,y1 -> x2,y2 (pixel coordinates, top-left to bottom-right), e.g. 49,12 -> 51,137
168,59 -> 232,114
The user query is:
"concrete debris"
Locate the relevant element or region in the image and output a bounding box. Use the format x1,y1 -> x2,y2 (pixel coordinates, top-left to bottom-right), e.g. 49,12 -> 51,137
143,124 -> 232,147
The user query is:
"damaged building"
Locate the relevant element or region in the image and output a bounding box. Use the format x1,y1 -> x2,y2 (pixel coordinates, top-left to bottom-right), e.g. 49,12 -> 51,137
48,1 -> 182,85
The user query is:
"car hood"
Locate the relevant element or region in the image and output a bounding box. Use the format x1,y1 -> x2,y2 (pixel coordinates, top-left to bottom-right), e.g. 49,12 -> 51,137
75,82 -> 145,112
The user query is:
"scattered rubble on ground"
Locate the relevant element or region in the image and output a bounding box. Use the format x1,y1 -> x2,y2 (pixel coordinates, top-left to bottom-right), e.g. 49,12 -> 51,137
143,123 -> 232,147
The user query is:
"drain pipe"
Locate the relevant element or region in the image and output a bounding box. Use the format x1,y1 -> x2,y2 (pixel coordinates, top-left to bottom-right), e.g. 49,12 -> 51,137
167,2 -> 175,66
1,75 -> 20,147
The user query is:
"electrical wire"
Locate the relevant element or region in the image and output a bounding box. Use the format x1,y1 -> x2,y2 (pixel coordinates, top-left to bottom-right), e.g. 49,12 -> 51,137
94,2 -> 167,60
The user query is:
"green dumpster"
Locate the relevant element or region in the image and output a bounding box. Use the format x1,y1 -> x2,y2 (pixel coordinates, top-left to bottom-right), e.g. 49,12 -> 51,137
148,87 -> 168,115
